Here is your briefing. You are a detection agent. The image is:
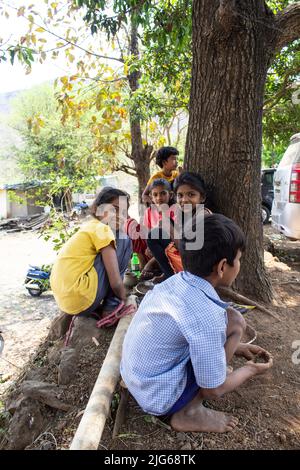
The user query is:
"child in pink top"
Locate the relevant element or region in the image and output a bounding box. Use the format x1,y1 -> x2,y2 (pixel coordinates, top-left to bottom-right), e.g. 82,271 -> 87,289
143,179 -> 175,230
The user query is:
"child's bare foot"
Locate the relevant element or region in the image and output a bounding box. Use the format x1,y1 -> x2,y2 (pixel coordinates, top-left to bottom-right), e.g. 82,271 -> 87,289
170,403 -> 238,433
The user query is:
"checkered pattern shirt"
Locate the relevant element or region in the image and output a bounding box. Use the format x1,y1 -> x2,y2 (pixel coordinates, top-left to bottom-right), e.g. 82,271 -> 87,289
120,272 -> 229,415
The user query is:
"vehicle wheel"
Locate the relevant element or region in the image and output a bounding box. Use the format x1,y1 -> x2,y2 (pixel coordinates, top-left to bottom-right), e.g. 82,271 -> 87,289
262,205 -> 271,224
27,288 -> 42,297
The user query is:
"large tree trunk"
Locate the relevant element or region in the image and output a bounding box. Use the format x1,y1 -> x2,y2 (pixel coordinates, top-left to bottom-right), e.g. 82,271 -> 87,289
185,1 -> 276,301
128,17 -> 151,202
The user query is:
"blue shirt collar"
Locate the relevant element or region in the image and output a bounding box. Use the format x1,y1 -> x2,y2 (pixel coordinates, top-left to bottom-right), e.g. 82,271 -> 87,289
181,271 -> 229,309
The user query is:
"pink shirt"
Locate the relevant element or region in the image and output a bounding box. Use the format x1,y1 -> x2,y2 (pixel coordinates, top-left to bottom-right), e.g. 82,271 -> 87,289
143,206 -> 175,230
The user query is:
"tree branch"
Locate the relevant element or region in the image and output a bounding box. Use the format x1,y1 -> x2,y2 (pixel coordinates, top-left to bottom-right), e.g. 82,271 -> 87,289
274,2 -> 300,52
114,163 -> 136,176
5,2 -> 124,63
263,63 -> 300,113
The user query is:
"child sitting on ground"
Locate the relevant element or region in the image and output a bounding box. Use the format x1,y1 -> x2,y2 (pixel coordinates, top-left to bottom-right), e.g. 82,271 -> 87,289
147,171 -> 211,278
50,187 -> 131,318
142,146 -> 180,203
125,179 -> 175,280
121,214 -> 273,432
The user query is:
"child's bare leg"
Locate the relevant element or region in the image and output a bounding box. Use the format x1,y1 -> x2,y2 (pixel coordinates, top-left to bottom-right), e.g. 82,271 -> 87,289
170,392 -> 238,433
137,253 -> 147,270
142,257 -> 158,273
225,307 -> 246,364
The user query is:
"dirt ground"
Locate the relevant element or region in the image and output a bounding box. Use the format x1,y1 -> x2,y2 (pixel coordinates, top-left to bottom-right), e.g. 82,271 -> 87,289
0,230 -> 58,393
1,226 -> 300,450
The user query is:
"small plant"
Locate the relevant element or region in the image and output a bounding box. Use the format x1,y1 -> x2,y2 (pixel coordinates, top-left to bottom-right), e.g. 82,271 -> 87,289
40,208 -> 80,252
111,392 -> 120,412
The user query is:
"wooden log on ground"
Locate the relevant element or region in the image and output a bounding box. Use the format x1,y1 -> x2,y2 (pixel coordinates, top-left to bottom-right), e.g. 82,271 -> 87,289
70,295 -> 137,450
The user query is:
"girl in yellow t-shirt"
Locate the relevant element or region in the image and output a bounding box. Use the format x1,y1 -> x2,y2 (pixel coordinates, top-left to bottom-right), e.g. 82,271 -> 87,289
50,187 -> 132,316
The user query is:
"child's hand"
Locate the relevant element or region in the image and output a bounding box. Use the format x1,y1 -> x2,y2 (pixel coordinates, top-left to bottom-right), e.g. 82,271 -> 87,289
235,343 -> 268,360
246,352 -> 273,375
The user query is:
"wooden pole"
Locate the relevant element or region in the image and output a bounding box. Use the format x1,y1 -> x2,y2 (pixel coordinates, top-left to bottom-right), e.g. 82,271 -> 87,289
70,296 -> 137,450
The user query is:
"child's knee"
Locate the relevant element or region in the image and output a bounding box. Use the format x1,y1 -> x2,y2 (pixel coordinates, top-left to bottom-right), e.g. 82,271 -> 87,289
226,307 -> 246,333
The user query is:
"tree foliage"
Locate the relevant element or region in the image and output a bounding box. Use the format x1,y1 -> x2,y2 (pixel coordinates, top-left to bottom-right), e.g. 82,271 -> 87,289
9,84 -> 109,207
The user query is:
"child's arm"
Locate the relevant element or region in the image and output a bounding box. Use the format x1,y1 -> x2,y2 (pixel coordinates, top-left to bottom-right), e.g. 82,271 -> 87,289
101,244 -> 126,301
199,357 -> 273,400
142,184 -> 152,204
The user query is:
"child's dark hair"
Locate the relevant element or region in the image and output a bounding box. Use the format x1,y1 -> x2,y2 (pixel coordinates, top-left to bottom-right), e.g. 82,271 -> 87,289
174,171 -> 207,198
179,214 -> 246,277
149,178 -> 172,193
90,186 -> 130,218
155,146 -> 179,168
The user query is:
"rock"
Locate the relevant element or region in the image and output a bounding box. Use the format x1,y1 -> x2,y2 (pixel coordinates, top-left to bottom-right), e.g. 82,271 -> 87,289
68,316 -> 103,350
47,312 -> 72,341
6,395 -> 27,414
6,398 -> 45,450
180,442 -> 192,451
205,439 -> 216,448
279,433 -> 287,444
177,432 -> 188,442
25,366 -> 48,382
47,344 -> 63,366
21,380 -> 71,411
58,348 -> 78,385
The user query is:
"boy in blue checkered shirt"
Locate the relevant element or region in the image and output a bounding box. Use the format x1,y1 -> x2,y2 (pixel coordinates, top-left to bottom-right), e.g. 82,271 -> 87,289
121,214 -> 273,433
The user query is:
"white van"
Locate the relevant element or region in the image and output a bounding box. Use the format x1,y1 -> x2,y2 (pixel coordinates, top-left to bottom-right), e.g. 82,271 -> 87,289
272,133 -> 300,239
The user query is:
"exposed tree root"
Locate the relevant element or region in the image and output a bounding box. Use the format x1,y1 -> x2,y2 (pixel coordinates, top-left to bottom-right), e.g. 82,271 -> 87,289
217,287 -> 281,321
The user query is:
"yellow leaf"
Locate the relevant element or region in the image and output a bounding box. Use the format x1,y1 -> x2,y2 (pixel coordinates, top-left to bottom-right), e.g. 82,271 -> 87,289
60,76 -> 69,85
118,108 -> 127,119
36,27 -> 45,33
124,64 -> 128,76
149,121 -> 157,132
158,136 -> 166,146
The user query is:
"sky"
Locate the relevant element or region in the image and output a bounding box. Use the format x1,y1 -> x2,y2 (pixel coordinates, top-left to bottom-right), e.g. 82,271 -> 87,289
0,0 -> 98,93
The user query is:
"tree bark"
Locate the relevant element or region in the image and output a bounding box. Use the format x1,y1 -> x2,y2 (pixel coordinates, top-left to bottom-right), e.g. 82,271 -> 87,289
273,2 -> 300,52
128,17 -> 151,201
185,0 -> 278,301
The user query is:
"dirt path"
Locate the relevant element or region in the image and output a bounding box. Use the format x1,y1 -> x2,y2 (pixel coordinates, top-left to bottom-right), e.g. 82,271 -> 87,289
0,231 -> 58,393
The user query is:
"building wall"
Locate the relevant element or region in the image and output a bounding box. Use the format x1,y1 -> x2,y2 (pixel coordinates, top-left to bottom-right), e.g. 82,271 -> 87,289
8,190 -> 28,218
7,189 -> 43,218
0,189 -> 8,219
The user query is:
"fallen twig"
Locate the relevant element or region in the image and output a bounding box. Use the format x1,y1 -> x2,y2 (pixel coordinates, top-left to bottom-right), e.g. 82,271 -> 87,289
112,387 -> 130,439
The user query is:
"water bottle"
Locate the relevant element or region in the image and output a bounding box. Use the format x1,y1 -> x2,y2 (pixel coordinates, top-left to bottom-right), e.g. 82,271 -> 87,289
131,253 -> 140,278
